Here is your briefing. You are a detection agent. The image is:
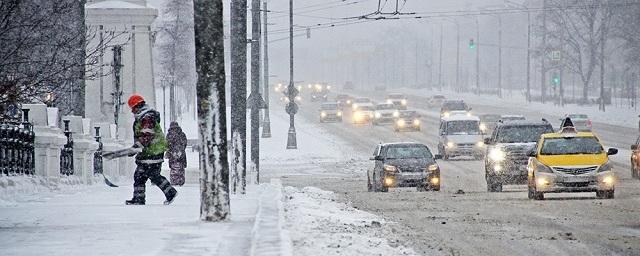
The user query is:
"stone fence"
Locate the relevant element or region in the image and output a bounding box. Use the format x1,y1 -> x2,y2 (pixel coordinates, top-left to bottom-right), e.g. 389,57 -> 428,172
0,104 -> 135,184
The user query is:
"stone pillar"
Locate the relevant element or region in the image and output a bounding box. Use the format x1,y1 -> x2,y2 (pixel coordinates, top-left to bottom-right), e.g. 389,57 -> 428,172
63,115 -> 99,184
22,104 -> 67,181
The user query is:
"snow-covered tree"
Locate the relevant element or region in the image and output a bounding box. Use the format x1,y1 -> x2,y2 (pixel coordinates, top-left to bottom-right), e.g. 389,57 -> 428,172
0,0 -> 123,117
193,0 -> 230,221
545,0 -> 614,104
156,0 -> 196,120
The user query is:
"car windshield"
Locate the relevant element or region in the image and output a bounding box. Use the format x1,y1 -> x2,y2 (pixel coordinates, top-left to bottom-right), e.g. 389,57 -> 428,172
337,95 -> 349,99
388,94 -> 404,99
446,120 -> 480,135
501,116 -> 526,121
376,104 -> 395,110
481,115 -> 501,122
496,125 -> 553,143
443,102 -> 467,111
540,137 -> 603,155
321,104 -> 338,110
357,106 -> 374,111
433,95 -> 445,99
355,98 -> 370,103
568,114 -> 588,119
385,145 -> 433,159
400,111 -> 417,118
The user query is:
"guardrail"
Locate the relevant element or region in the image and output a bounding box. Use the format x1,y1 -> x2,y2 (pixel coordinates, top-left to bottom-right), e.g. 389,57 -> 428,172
0,109 -> 35,175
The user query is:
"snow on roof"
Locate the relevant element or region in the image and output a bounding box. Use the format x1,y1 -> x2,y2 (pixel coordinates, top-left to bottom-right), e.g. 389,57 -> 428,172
86,0 -> 147,9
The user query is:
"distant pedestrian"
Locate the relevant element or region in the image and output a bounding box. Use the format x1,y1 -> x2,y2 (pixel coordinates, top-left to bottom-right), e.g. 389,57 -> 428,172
166,121 -> 187,186
125,94 -> 178,205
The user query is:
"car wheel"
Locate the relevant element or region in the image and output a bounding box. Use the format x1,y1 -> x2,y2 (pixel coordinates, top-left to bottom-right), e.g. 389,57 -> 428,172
531,185 -> 544,200
596,190 -> 614,199
417,185 -> 426,192
527,185 -> 534,199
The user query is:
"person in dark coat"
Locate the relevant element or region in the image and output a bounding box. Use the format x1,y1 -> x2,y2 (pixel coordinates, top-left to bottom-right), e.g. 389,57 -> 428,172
126,94 -> 178,205
166,121 -> 187,186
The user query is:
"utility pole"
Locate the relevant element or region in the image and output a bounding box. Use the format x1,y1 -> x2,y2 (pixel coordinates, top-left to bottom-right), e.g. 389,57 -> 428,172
497,15 -> 502,98
230,0 -> 247,192
438,23 -> 443,91
111,45 -> 124,139
475,17 -> 480,94
455,21 -> 460,92
541,0 -> 548,103
285,0 -> 298,149
261,1 -> 271,138
525,8 -> 531,102
249,0 -> 265,183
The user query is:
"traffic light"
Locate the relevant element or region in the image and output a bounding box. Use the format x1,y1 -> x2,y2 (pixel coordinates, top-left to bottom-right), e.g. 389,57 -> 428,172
469,39 -> 476,49
552,74 -> 561,86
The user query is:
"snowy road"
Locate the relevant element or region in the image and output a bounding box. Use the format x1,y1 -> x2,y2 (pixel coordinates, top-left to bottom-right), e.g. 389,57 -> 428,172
265,93 -> 640,256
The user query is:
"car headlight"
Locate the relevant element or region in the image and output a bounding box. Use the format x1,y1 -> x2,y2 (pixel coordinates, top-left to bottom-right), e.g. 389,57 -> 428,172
320,112 -> 327,117
493,164 -> 503,172
466,112 -> 472,117
476,141 -> 485,147
534,160 -> 553,173
386,99 -> 392,104
296,96 -> 302,101
401,99 -> 407,105
352,104 -> 358,110
337,111 -> 342,117
393,111 -> 400,118
602,175 -> 615,185
430,177 -> 440,185
413,119 -> 420,126
443,112 -> 450,118
397,119 -> 406,126
597,161 -> 613,173
479,123 -> 487,132
346,100 -> 352,104
375,112 -> 382,118
369,113 -> 374,118
488,148 -> 506,162
428,164 -> 438,172
446,142 -> 455,149
384,164 -> 397,173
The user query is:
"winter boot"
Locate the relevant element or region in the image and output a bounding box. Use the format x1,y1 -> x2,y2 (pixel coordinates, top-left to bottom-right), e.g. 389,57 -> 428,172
125,199 -> 145,205
164,189 -> 178,205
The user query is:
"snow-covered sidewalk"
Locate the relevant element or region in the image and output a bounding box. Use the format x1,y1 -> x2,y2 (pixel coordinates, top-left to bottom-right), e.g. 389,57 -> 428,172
0,175 -> 288,256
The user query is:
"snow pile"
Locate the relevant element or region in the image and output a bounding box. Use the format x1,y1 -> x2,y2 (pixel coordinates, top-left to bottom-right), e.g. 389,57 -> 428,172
283,186 -> 418,256
0,175 -> 102,207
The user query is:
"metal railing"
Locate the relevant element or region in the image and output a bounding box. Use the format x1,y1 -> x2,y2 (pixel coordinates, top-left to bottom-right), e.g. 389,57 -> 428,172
93,127 -> 103,174
0,109 -> 35,175
60,120 -> 74,175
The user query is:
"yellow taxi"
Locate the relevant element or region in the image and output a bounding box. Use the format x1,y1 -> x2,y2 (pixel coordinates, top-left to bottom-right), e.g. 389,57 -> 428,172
527,124 -> 618,200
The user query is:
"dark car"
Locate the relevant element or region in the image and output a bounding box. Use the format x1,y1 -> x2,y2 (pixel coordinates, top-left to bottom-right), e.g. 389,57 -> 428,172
483,120 -> 554,192
368,143 -> 442,192
394,110 -> 421,132
335,94 -> 353,109
440,100 -> 470,118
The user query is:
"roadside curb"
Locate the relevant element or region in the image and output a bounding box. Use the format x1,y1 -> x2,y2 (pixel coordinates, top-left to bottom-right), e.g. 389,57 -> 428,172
249,179 -> 293,256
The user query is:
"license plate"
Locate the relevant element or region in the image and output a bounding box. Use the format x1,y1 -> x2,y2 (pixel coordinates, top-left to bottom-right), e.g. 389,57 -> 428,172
563,176 -> 590,183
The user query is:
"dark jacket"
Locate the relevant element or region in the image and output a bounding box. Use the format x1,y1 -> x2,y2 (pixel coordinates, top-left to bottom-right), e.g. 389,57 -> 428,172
166,122 -> 187,168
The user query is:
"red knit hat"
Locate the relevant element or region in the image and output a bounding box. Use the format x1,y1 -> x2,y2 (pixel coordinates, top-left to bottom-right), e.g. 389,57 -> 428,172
127,94 -> 145,109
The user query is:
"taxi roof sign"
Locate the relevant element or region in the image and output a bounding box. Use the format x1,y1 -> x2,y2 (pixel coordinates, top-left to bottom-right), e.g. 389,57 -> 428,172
560,126 -> 578,138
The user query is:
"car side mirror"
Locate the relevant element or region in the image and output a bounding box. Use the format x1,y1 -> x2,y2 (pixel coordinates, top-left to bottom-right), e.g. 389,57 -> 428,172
607,148 -> 618,156
631,145 -> 638,150
484,138 -> 492,145
370,155 -> 382,161
527,150 -> 537,157
434,154 -> 443,160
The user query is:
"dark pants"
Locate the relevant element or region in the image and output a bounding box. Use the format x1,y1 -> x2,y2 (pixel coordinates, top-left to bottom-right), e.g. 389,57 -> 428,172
132,163 -> 176,202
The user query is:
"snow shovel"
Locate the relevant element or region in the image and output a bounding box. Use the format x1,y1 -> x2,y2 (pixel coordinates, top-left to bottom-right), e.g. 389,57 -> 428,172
102,147 -> 142,160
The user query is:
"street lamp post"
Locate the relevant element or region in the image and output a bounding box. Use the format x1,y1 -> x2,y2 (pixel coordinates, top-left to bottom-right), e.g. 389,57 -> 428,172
285,0 -> 298,149
160,78 -> 167,134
